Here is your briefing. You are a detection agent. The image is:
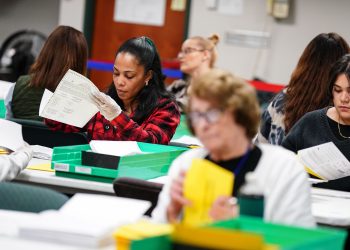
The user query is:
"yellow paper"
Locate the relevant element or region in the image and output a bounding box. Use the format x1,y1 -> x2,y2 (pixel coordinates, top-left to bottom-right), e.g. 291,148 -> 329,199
305,166 -> 325,180
173,225 -> 263,250
27,163 -> 54,172
183,159 -> 234,225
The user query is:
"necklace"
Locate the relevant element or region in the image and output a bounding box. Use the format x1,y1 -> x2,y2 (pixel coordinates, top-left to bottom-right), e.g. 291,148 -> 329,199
337,115 -> 350,139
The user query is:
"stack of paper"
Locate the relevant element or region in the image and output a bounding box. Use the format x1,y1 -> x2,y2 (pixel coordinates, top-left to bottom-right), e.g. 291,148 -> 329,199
114,220 -> 173,250
89,140 -> 143,157
18,194 -> 151,248
39,69 -> 99,128
298,142 -> 350,180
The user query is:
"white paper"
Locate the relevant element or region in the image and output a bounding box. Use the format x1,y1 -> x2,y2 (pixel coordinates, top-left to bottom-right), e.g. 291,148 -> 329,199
0,119 -> 24,151
0,80 -> 14,99
39,69 -> 99,128
30,145 -> 53,160
90,140 -> 142,156
114,0 -> 166,26
18,194 -> 151,247
298,142 -> 350,180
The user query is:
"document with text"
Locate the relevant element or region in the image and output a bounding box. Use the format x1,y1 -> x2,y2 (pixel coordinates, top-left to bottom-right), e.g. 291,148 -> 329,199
298,142 -> 350,180
39,69 -> 99,128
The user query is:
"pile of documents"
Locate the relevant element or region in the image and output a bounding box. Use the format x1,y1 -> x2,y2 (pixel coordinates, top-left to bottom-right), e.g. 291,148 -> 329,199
298,142 -> 350,180
14,194 -> 151,248
114,220 -> 173,250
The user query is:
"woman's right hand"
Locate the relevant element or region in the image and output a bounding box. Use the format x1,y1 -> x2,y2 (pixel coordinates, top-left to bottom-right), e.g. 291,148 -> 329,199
167,169 -> 191,223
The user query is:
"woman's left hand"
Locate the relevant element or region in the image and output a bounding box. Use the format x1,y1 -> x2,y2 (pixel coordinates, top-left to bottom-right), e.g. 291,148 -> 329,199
90,90 -> 122,121
209,196 -> 238,221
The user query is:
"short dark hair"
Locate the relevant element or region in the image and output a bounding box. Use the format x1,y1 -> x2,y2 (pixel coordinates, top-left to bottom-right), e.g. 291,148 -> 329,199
108,36 -> 172,123
29,25 -> 88,91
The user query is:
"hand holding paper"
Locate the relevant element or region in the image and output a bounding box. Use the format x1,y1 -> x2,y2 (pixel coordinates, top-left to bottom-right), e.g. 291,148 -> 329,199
90,89 -> 122,121
183,159 -> 234,225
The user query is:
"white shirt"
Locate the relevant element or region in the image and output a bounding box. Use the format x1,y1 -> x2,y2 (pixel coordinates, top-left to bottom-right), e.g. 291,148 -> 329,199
152,144 -> 315,228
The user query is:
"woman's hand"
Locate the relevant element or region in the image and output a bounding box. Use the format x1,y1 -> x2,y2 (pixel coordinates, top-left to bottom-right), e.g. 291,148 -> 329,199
167,170 -> 191,223
209,196 -> 238,221
90,89 -> 122,121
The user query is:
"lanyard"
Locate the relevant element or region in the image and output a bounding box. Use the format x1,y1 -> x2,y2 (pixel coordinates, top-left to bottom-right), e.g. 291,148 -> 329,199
233,146 -> 252,177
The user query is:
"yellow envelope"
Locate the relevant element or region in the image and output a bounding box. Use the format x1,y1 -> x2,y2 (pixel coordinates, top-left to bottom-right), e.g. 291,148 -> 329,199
183,158 -> 234,225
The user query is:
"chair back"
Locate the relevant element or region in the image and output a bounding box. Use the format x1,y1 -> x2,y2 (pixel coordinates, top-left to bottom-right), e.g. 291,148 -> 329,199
0,182 -> 68,212
9,118 -> 88,148
113,177 -> 163,216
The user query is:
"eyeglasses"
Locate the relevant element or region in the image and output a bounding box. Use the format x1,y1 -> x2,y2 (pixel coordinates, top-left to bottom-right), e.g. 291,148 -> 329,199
178,47 -> 205,57
188,108 -> 223,124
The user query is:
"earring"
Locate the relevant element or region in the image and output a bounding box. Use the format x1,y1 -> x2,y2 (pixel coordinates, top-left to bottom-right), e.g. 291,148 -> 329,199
145,81 -> 149,86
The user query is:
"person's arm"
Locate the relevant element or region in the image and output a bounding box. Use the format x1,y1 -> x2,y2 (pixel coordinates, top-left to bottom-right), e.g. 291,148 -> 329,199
108,100 -> 180,144
281,120 -> 303,153
265,152 -> 316,227
44,118 -> 86,133
0,144 -> 33,181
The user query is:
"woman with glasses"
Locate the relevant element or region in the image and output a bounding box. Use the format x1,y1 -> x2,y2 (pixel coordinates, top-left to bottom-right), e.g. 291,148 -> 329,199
167,34 -> 219,112
282,54 -> 350,190
152,69 -> 315,227
45,36 -> 180,145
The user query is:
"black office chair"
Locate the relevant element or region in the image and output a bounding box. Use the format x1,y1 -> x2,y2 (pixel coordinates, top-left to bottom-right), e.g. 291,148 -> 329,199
113,177 -> 163,216
0,182 -> 68,212
9,118 -> 88,148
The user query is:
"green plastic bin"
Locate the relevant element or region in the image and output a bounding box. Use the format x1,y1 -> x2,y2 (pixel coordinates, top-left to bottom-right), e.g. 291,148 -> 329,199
51,142 -> 188,183
0,100 -> 6,118
129,216 -> 346,250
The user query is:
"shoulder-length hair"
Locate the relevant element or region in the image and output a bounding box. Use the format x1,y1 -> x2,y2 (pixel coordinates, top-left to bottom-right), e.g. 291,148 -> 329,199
284,32 -> 350,133
29,25 -> 88,92
107,36 -> 172,123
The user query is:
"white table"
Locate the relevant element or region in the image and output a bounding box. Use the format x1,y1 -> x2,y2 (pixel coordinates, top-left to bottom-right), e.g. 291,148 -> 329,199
311,187 -> 350,227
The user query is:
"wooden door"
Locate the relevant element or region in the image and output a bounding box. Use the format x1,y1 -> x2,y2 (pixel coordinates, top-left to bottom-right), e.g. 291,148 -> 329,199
88,0 -> 189,91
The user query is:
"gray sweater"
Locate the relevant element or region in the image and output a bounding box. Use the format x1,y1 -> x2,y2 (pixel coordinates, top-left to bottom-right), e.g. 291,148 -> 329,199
282,107 -> 350,160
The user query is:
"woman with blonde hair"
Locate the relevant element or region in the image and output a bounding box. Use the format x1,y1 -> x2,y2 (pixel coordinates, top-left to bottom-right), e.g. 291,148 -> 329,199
153,69 -> 315,228
167,34 -> 220,111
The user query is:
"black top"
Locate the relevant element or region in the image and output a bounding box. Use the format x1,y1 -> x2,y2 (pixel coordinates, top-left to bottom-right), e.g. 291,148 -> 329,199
327,116 -> 350,140
206,146 -> 262,196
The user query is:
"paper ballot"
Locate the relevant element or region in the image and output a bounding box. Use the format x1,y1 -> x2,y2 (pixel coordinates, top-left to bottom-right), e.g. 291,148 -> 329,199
298,142 -> 350,180
39,69 -> 99,128
183,159 -> 234,225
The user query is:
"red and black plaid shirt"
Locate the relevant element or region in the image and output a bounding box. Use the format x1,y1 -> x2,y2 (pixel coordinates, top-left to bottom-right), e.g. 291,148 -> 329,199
45,98 -> 180,145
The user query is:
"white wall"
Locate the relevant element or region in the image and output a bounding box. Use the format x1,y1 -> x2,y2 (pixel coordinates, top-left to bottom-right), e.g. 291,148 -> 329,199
0,0 -> 60,44
188,0 -> 350,85
58,0 -> 86,31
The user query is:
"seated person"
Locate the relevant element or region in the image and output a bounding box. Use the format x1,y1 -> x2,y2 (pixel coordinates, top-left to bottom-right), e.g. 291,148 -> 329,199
167,34 -> 219,112
256,33 -> 349,145
0,144 -> 32,181
6,25 -> 88,121
45,36 -> 180,145
152,69 -> 315,228
282,54 -> 350,190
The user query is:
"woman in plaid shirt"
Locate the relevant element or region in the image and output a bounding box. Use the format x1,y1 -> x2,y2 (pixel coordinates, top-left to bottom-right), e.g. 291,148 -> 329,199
45,36 -> 180,145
